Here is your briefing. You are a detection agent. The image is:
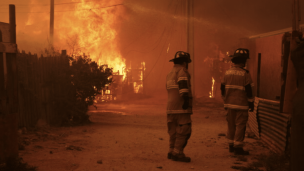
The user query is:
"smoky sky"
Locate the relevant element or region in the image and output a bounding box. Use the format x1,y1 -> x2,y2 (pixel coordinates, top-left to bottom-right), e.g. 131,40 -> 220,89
118,0 -> 303,96
0,0 -> 303,97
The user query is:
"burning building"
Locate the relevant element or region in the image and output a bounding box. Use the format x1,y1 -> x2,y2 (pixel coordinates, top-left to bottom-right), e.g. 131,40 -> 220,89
99,61 -> 146,102
125,62 -> 145,94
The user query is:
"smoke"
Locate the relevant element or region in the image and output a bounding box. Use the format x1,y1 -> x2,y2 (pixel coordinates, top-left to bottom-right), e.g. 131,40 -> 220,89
113,0 -> 304,97
1,0 -> 303,97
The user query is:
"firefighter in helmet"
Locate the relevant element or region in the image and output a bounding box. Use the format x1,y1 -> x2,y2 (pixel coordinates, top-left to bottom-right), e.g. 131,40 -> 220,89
221,48 -> 254,155
166,51 -> 193,162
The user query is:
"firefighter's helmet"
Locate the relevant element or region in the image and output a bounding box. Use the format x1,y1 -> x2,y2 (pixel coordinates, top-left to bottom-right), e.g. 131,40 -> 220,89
169,51 -> 192,63
229,48 -> 250,59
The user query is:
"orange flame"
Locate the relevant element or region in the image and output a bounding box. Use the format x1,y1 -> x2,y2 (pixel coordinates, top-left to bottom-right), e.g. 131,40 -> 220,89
132,61 -> 145,94
209,77 -> 215,98
13,0 -> 126,79
56,0 -> 126,78
133,82 -> 142,94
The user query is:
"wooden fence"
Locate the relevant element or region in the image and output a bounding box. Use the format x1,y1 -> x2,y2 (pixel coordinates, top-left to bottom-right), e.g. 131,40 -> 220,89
17,50 -> 70,127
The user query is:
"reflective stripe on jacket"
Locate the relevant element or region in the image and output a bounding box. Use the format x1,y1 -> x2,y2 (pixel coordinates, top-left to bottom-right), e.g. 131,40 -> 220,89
166,64 -> 192,114
221,64 -> 254,110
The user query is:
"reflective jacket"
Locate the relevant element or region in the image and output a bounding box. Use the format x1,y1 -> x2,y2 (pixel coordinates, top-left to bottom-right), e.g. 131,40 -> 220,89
166,64 -> 192,114
221,64 -> 254,110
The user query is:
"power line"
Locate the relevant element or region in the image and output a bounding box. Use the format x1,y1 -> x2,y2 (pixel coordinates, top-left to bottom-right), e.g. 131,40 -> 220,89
120,0 -> 175,52
154,0 -> 182,90
0,0 -> 109,7
143,0 -> 180,82
0,3 -> 124,13
55,3 -> 123,12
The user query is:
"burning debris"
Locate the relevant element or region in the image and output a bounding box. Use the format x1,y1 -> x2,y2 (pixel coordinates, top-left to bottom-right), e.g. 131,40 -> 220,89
98,61 -> 146,102
126,62 -> 145,94
209,77 -> 215,98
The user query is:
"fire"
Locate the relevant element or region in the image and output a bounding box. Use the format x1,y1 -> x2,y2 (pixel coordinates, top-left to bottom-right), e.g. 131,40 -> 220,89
132,62 -> 145,94
133,82 -> 142,94
209,77 -> 215,98
140,62 -> 145,80
12,0 -> 126,79
105,89 -> 111,94
57,0 -> 126,78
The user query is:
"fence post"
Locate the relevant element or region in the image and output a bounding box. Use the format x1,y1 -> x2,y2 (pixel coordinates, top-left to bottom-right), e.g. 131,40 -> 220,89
257,53 -> 261,97
0,4 -> 18,164
61,50 -> 66,56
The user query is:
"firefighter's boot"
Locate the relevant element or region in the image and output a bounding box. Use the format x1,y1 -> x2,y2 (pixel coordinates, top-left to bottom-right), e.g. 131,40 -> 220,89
167,152 -> 172,159
171,153 -> 191,162
234,147 -> 249,155
229,144 -> 235,153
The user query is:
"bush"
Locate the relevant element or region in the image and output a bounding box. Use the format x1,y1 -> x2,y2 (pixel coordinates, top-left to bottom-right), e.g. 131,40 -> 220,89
52,55 -> 112,126
0,157 -> 37,171
16,50 -> 111,126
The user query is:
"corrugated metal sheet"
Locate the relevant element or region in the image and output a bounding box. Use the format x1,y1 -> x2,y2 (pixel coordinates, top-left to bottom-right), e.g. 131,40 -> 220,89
248,97 -> 260,138
248,97 -> 290,153
257,98 -> 289,153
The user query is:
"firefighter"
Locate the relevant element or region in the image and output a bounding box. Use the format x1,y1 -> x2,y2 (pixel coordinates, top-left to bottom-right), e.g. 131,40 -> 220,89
221,48 -> 254,155
166,51 -> 192,162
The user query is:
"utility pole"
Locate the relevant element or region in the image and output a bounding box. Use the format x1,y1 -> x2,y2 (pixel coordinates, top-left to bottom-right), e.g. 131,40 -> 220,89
290,0 -> 304,171
283,0 -> 300,114
9,5 -> 16,44
256,53 -> 261,97
186,0 -> 195,97
50,0 -> 54,46
292,0 -> 301,31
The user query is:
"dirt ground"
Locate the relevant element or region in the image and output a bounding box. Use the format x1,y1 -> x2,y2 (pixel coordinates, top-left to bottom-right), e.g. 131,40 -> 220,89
19,96 -> 270,171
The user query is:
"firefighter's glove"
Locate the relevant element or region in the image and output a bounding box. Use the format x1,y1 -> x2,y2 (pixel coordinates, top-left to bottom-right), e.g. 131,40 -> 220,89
182,96 -> 189,110
248,102 -> 254,112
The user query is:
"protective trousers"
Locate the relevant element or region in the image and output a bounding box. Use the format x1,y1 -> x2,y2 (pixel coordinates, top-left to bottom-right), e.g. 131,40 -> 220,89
167,114 -> 192,154
226,109 -> 248,147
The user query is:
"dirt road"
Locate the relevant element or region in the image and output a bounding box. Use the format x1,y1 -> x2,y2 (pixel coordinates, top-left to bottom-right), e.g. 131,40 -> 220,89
19,96 -> 269,171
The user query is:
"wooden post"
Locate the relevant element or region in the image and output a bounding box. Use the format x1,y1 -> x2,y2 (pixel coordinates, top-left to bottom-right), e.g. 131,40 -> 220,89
0,53 -> 4,108
186,0 -> 195,97
256,53 -> 261,97
0,52 -> 5,162
50,0 -> 54,46
0,30 -> 3,42
61,50 -> 66,56
280,33 -> 291,113
282,1 -> 299,113
292,0 -> 300,31
0,4 -> 19,163
9,5 -> 16,44
5,53 -> 19,157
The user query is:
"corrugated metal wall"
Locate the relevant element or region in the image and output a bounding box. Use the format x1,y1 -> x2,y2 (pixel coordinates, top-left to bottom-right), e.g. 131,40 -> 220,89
248,98 -> 260,138
248,97 -> 290,154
